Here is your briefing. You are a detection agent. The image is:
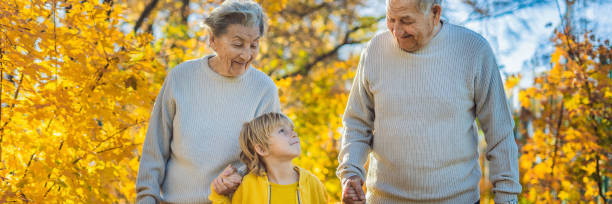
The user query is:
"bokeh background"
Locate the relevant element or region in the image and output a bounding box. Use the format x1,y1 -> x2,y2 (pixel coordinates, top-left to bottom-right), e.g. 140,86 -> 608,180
1,0 -> 610,203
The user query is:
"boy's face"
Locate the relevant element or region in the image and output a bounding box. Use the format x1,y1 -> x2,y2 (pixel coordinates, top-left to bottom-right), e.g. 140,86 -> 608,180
266,123 -> 301,160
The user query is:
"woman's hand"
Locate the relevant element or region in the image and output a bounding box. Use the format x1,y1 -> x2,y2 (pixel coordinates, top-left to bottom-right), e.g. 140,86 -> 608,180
212,164 -> 242,195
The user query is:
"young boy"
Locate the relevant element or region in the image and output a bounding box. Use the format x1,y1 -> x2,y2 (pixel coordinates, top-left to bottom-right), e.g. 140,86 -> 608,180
209,112 -> 328,204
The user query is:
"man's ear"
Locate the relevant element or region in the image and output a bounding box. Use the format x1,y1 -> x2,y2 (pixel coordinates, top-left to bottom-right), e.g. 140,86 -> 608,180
254,144 -> 268,157
432,4 -> 442,22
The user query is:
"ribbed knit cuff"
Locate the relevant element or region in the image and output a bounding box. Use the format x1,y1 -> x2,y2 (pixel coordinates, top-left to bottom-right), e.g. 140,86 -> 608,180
137,195 -> 158,204
494,192 -> 517,203
341,172 -> 364,184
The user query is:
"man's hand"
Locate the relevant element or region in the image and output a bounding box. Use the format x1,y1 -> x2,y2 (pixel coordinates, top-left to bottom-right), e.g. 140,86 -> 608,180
212,164 -> 242,195
342,175 -> 365,204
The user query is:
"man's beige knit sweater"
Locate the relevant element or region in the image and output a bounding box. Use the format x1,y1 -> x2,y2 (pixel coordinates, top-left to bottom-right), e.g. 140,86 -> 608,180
337,21 -> 522,204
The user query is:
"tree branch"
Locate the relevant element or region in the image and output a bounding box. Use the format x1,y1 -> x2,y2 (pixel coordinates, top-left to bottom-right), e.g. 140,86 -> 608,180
181,0 -> 190,25
72,122 -> 144,165
0,72 -> 23,136
279,16 -> 383,79
595,155 -> 608,203
0,49 -> 3,163
133,0 -> 160,33
96,143 -> 141,154
92,121 -> 144,152
21,153 -> 35,181
461,0 -> 550,24
550,103 -> 564,177
104,0 -> 114,20
280,2 -> 329,18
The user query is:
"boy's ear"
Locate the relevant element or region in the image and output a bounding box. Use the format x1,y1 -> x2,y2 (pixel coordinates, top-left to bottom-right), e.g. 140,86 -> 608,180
254,144 -> 268,156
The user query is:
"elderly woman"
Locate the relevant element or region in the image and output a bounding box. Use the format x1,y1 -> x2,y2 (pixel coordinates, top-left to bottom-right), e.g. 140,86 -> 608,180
135,1 -> 280,203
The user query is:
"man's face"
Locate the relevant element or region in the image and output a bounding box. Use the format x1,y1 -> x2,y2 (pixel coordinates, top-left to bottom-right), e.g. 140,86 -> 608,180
386,0 -> 440,52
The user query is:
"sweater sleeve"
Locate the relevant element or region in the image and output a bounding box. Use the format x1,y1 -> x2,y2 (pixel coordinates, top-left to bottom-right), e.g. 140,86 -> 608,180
337,49 -> 375,182
473,45 -> 522,203
255,82 -> 282,115
135,72 -> 176,204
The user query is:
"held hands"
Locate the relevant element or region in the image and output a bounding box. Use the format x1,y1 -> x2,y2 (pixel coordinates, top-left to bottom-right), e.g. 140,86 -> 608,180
212,164 -> 242,196
342,175 -> 365,204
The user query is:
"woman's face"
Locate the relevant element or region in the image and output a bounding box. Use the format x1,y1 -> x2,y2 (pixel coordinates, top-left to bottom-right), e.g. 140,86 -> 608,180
210,24 -> 260,77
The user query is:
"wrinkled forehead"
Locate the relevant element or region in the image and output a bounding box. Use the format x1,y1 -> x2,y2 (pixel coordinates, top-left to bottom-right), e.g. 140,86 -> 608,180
225,24 -> 261,41
386,0 -> 421,16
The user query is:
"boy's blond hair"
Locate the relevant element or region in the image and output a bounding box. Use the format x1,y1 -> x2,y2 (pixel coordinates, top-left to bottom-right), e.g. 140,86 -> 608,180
239,112 -> 294,176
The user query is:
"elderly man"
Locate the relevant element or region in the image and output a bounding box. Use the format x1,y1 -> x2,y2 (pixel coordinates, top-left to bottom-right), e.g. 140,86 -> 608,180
337,0 -> 522,203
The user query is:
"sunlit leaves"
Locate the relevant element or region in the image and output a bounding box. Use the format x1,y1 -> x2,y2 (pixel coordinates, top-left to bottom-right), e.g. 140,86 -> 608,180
2,0 -> 380,202
518,32 -> 611,203
1,0 -> 160,202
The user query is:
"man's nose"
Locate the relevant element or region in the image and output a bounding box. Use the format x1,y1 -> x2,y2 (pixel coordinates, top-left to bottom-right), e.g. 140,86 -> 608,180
393,23 -> 403,37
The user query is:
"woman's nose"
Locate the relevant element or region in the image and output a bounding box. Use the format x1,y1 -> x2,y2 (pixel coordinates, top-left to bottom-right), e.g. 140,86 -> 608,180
239,49 -> 251,61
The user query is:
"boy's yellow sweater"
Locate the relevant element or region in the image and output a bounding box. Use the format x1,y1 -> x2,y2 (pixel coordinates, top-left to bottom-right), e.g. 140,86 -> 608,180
209,166 -> 328,204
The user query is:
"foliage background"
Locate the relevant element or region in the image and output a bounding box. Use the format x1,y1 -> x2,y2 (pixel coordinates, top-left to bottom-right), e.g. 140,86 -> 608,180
1,0 -> 610,203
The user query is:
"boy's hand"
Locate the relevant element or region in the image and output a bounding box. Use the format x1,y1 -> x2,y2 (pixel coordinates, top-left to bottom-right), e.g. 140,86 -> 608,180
342,175 -> 365,204
212,164 -> 242,195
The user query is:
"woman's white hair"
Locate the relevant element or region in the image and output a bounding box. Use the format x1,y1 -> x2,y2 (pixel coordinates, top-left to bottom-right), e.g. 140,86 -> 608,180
386,0 -> 442,14
204,0 -> 267,36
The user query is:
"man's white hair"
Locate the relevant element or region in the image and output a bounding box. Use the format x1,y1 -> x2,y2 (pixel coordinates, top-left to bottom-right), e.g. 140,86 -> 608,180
386,0 -> 442,14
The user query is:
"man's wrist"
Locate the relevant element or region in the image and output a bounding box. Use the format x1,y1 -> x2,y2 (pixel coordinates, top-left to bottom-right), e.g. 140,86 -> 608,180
342,172 -> 364,181
494,191 -> 518,204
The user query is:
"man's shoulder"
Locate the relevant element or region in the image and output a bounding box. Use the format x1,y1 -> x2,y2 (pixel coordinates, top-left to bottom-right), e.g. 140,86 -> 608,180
367,30 -> 394,49
445,22 -> 491,50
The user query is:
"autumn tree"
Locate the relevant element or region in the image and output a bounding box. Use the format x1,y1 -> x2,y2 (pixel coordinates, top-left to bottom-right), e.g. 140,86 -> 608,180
2,0 -> 381,202
516,29 -> 611,203
1,0 -> 161,202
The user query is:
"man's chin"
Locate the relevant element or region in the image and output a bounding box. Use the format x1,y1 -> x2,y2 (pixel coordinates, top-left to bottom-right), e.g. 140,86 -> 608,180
397,42 -> 418,52
400,45 -> 419,52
